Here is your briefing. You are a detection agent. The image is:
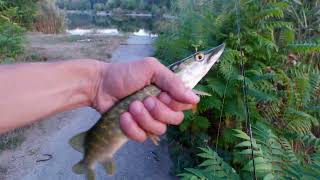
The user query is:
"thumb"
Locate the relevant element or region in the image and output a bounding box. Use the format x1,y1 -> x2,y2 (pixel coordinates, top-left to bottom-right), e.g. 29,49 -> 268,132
149,59 -> 200,104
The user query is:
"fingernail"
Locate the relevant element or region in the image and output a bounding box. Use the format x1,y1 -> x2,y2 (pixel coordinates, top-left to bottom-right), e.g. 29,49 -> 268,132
131,102 -> 143,114
144,97 -> 156,110
160,93 -> 171,105
185,89 -> 200,103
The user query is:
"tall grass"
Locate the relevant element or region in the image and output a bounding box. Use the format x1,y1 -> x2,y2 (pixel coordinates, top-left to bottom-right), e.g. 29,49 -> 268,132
34,0 -> 65,34
0,128 -> 25,151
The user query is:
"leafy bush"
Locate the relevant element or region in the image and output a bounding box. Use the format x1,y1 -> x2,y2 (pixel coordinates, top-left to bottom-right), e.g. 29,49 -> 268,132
59,0 -> 91,10
0,0 -> 39,62
58,0 -> 172,14
3,0 -> 39,29
155,0 -> 320,178
94,3 -> 106,11
0,23 -> 25,62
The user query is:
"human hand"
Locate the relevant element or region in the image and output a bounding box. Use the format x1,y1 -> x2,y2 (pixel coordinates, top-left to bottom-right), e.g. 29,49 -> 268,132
93,58 -> 199,142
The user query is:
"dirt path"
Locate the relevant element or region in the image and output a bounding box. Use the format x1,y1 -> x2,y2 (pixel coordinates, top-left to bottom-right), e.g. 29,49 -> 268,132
18,33 -> 127,62
0,35 -> 176,180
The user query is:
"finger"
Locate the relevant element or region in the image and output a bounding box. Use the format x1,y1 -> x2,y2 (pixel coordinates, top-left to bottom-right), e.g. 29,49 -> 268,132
143,96 -> 184,125
158,92 -> 193,111
129,100 -> 167,136
147,59 -> 200,104
120,112 -> 147,142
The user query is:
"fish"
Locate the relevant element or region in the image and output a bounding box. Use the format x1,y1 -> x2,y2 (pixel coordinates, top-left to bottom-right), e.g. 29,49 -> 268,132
69,43 -> 225,180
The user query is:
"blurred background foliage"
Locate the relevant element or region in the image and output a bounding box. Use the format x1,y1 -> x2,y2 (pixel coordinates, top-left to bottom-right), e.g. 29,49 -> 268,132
154,0 -> 320,179
56,0 -> 172,15
0,0 -> 64,62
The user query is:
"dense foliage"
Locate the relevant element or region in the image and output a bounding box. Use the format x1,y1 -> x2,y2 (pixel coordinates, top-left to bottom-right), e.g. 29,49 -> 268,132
0,0 -> 64,61
0,22 -> 25,61
0,0 -> 32,61
56,0 -> 172,14
155,0 -> 320,179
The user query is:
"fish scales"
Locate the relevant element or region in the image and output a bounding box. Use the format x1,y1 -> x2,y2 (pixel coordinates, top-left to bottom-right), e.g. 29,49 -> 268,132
68,44 -> 225,180
84,85 -> 160,165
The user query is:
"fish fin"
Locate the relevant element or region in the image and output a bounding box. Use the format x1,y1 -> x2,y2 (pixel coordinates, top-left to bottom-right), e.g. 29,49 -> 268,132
72,160 -> 86,174
102,159 -> 116,176
69,131 -> 87,153
192,104 -> 198,113
148,133 -> 160,146
191,104 -> 198,113
86,169 -> 96,180
193,89 -> 212,96
73,160 -> 96,180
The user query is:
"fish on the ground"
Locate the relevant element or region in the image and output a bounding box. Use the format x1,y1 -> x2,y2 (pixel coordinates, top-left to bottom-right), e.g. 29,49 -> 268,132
69,44 -> 225,180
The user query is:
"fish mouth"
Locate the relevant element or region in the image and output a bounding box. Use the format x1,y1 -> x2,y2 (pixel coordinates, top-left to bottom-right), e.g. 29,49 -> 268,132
205,43 -> 225,63
167,43 -> 226,71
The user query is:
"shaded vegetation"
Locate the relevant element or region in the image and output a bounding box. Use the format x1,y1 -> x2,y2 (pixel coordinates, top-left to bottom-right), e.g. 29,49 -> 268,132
0,0 -> 65,62
155,0 -> 320,179
0,128 -> 25,151
57,0 -> 172,14
0,22 -> 25,61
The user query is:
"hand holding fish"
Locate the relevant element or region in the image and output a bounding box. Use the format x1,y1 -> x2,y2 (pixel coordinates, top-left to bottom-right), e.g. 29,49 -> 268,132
0,44 -> 224,179
92,58 -> 200,142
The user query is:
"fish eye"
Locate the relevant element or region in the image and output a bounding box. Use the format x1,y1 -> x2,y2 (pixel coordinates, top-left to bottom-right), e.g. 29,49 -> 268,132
195,53 -> 205,61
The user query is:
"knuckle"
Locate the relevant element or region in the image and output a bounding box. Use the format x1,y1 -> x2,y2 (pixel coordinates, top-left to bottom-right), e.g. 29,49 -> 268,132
129,101 -> 143,115
143,57 -> 159,67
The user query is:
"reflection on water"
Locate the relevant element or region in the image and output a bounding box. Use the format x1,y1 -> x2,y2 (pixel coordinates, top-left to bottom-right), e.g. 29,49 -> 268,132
133,29 -> 157,37
66,13 -> 161,37
66,28 -> 120,35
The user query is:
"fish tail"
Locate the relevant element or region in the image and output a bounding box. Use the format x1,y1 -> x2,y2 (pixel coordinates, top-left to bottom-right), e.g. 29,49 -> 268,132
73,160 -> 96,180
86,169 -> 96,180
72,160 -> 86,174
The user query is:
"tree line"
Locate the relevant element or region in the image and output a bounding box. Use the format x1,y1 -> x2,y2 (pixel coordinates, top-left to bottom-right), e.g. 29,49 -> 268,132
56,0 -> 172,13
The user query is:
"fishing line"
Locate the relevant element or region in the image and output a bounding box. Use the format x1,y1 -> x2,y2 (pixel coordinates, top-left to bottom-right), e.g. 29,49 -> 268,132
215,80 -> 229,152
235,0 -> 257,179
213,79 -> 229,178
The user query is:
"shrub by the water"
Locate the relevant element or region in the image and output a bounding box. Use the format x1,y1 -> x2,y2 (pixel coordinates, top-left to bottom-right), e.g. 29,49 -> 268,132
0,22 -> 25,62
0,0 -> 43,62
34,0 -> 65,34
155,0 -> 320,179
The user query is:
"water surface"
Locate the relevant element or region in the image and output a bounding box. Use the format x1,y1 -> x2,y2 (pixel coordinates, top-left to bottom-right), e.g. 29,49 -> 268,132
66,13 -> 160,37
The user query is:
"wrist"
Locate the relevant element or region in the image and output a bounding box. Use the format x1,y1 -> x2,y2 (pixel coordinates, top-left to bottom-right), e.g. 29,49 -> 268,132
90,61 -> 115,113
85,59 -> 108,109
64,59 -> 106,109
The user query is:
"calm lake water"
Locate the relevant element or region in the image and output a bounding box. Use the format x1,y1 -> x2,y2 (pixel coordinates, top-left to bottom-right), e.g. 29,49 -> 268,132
66,13 -> 159,37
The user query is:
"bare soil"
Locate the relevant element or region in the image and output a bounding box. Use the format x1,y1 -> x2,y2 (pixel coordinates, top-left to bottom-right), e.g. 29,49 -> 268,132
17,32 -> 127,62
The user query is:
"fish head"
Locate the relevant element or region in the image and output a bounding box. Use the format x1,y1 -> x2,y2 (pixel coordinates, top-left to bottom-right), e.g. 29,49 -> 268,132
168,43 -> 225,88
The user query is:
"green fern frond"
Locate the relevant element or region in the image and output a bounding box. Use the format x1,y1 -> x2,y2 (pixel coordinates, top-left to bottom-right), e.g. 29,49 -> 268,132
288,41 -> 320,53
218,49 -> 241,80
198,96 -> 222,113
258,7 -> 285,20
205,77 -> 228,97
299,134 -> 320,149
278,27 -> 295,45
264,21 -> 293,30
179,147 -> 240,180
247,88 -> 277,102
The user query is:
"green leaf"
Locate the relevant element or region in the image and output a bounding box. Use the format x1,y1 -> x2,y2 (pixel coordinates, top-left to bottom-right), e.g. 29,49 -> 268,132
233,129 -> 250,140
